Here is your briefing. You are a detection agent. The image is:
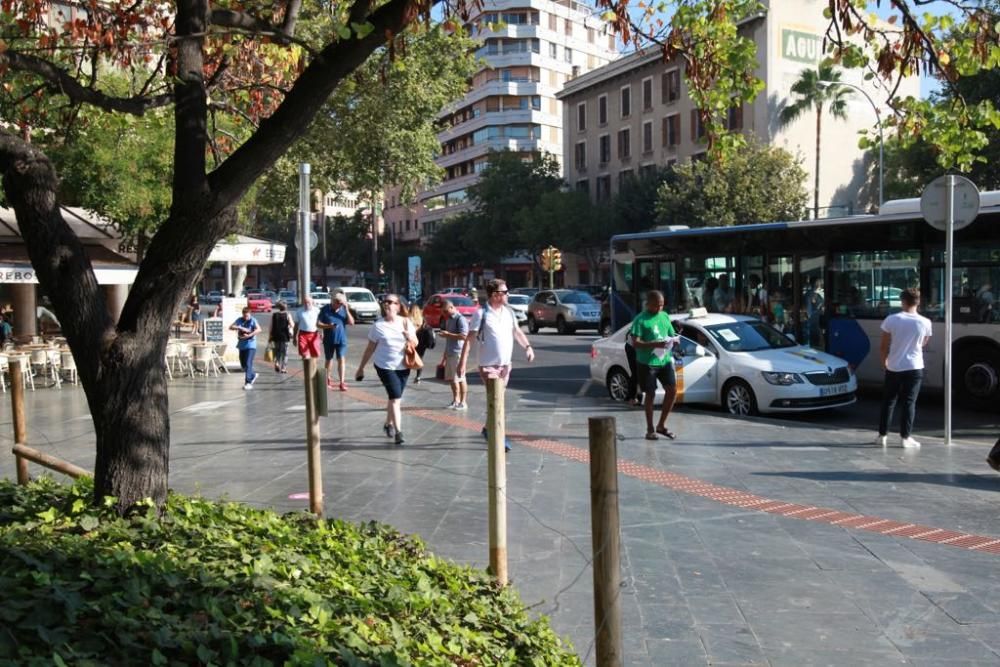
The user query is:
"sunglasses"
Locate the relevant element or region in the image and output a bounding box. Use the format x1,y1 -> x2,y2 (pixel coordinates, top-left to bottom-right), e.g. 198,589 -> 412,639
494,290 -> 509,295
385,300 -> 399,305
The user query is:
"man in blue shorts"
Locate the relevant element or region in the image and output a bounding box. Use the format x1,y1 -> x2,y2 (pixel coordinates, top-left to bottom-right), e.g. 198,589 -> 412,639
630,290 -> 680,440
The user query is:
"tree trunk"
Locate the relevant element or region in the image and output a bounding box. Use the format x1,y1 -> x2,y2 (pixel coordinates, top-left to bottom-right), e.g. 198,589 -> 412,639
93,334 -> 171,513
814,107 -> 822,219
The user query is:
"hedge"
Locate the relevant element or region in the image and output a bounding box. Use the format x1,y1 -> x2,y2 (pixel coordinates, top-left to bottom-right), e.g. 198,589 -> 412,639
0,478 -> 579,666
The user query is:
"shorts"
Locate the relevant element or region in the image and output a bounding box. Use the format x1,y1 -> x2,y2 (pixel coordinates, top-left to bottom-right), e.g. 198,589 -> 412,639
478,364 -> 511,386
323,341 -> 347,361
637,363 -> 676,394
297,331 -> 321,358
444,353 -> 465,382
375,366 -> 411,400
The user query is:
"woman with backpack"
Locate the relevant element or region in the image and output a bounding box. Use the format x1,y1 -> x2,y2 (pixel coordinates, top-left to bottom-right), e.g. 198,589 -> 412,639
269,301 -> 294,373
408,304 -> 435,383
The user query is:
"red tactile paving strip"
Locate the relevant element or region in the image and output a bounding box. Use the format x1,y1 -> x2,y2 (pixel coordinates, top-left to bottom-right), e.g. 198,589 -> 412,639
340,386 -> 1000,556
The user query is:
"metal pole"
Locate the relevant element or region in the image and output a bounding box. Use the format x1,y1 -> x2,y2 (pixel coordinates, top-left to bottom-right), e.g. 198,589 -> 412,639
486,377 -> 508,585
589,416 -> 622,667
298,163 -> 323,513
944,175 -> 954,446
371,198 -> 379,291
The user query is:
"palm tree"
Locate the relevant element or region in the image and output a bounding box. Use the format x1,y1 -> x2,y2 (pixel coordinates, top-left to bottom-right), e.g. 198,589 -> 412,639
779,64 -> 851,219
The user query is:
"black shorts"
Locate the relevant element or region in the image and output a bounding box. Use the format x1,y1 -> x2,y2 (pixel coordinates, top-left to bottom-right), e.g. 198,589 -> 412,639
637,363 -> 676,394
375,366 -> 411,400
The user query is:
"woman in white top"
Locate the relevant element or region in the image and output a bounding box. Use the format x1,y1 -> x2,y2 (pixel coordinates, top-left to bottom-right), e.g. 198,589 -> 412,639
355,294 -> 418,445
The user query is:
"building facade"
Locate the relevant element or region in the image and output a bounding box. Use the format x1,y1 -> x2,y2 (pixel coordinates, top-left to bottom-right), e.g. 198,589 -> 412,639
384,0 -> 621,252
556,0 -> 919,216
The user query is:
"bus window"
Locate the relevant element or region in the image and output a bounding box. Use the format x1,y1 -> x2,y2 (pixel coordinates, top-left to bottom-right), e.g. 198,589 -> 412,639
798,255 -> 825,348
928,266 -> 1000,323
767,257 -> 793,332
637,260 -> 655,304
659,261 -> 678,312
740,256 -> 765,317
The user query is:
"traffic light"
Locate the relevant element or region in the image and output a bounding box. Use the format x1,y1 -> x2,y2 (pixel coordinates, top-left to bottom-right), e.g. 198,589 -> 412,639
550,248 -> 562,272
540,248 -> 551,271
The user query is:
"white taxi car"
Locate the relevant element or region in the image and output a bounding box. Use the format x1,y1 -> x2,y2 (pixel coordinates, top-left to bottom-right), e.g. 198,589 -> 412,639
590,311 -> 857,416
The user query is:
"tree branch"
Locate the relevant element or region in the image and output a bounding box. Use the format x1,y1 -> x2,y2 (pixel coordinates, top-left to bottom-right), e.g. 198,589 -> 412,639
280,0 -> 303,36
0,51 -> 173,115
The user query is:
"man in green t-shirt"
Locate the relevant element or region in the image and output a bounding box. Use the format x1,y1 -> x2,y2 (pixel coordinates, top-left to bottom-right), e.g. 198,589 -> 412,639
629,290 -> 680,440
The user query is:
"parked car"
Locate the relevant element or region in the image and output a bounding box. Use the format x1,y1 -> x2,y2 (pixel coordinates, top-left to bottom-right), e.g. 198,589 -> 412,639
205,290 -> 224,305
589,312 -> 857,416
310,291 -> 332,308
506,293 -> 530,326
527,290 -> 602,334
277,289 -> 298,306
511,287 -> 539,298
245,292 -> 272,313
422,294 -> 479,327
336,286 -> 380,322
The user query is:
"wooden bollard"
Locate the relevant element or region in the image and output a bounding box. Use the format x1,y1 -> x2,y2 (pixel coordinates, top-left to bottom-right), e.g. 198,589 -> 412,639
589,416 -> 623,667
486,377 -> 508,586
302,356 -> 323,516
12,444 -> 90,480
10,357 -> 29,484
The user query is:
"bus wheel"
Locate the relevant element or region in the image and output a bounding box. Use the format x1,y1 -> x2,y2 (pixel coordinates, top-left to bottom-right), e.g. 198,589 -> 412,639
724,379 -> 758,416
956,345 -> 1000,409
606,367 -> 630,401
527,315 -> 539,334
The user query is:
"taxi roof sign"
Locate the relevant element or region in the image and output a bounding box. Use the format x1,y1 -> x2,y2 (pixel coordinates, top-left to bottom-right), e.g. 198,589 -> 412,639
689,307 -> 708,318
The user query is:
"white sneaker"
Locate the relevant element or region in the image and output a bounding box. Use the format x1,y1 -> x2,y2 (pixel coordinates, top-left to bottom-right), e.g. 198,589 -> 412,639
243,383 -> 252,390
445,401 -> 458,409
455,402 -> 468,410
901,437 -> 921,448
874,435 -> 887,447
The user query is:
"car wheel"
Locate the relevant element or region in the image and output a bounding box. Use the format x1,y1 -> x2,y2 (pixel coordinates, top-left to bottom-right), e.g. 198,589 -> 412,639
556,316 -> 571,335
606,367 -> 630,401
528,315 -> 539,334
955,344 -> 1000,410
723,379 -> 758,416
599,318 -> 612,337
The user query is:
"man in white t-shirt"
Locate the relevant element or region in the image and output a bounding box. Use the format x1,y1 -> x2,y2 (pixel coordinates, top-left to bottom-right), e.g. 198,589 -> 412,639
876,288 -> 932,448
458,278 -> 535,451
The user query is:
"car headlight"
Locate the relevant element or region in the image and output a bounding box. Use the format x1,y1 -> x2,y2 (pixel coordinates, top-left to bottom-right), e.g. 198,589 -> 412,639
761,371 -> 804,385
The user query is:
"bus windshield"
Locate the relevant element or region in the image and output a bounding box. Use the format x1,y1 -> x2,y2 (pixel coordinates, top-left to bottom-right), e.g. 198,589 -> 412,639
704,321 -> 796,352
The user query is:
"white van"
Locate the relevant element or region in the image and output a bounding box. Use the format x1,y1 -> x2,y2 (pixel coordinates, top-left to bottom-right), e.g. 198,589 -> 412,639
336,287 -> 381,322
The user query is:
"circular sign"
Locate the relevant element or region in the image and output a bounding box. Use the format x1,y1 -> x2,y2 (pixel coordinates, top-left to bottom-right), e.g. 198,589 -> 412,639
920,175 -> 981,231
294,230 -> 319,251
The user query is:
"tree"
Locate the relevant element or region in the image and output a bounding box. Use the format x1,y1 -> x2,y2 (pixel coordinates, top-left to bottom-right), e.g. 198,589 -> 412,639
778,64 -> 851,219
0,0 -> 471,514
611,167 -> 675,235
655,141 -> 808,227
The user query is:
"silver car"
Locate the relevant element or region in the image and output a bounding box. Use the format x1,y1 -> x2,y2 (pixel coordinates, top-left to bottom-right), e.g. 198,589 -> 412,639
527,290 -> 602,334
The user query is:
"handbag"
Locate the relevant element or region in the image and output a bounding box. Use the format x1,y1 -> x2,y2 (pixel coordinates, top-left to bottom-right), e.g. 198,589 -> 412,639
264,342 -> 274,362
435,360 -> 446,380
404,342 -> 423,370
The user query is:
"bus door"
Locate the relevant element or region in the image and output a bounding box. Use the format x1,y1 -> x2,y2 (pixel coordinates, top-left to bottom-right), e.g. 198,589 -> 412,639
797,254 -> 826,349
767,256 -> 794,332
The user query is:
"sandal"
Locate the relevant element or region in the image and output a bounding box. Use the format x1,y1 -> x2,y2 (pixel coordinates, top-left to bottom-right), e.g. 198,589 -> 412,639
645,432 -> 658,441
656,427 -> 676,440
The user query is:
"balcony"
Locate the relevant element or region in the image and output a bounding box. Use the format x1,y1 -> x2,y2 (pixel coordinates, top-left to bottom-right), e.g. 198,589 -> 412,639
439,109 -> 559,144
437,138 -> 542,169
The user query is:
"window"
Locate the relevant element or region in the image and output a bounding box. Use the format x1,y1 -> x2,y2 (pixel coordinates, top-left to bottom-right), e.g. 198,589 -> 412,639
661,69 -> 681,103
596,175 -> 612,202
564,47 -> 572,64
574,142 -> 587,171
726,104 -> 744,131
587,27 -> 595,43
599,134 -> 611,164
617,128 -> 631,160
564,18 -> 572,36
405,220 -> 411,231
830,251 -> 921,319
620,85 -> 631,117
598,95 -> 608,125
618,169 -> 634,188
642,77 -> 653,111
662,114 -> 680,148
642,121 -> 653,153
690,110 -> 706,141
549,42 -> 558,58
577,102 -> 586,131
576,179 -> 590,194
531,95 -> 541,110
548,13 -> 557,30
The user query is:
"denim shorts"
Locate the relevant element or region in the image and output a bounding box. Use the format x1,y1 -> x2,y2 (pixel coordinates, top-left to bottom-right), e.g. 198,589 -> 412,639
323,341 -> 347,361
375,366 -> 411,400
637,362 -> 676,394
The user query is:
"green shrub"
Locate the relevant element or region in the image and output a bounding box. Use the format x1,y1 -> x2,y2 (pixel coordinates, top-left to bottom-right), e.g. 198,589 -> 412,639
0,478 -> 579,666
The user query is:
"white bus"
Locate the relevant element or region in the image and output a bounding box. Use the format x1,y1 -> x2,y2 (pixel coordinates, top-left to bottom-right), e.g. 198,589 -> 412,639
608,191 -> 1000,410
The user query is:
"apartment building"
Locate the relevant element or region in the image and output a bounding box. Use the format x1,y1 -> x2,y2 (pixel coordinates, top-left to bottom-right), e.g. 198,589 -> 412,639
557,0 -> 919,215
384,0 -> 621,247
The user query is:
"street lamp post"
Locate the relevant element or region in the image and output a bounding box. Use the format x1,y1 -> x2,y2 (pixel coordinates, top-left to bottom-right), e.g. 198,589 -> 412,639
819,79 -> 884,210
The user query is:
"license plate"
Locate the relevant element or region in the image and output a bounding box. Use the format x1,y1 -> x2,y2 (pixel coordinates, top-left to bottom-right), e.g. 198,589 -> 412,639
819,384 -> 848,397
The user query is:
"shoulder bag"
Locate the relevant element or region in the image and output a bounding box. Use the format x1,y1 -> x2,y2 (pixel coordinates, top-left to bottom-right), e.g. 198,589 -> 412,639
403,321 -> 423,370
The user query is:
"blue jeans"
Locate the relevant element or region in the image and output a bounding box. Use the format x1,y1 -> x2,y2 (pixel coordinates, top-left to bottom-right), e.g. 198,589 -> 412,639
879,369 -> 923,438
239,347 -> 257,384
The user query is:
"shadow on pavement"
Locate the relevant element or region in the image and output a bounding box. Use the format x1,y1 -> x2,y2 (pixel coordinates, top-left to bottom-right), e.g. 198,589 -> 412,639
754,470 -> 1000,492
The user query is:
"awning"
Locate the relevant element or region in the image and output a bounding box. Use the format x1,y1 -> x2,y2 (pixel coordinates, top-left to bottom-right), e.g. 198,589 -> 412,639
0,244 -> 138,285
208,235 -> 286,265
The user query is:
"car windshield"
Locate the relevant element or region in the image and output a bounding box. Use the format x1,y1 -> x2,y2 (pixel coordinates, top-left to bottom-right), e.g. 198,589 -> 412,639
507,295 -> 530,305
447,297 -> 475,307
560,292 -> 598,305
345,292 -> 375,303
311,293 -> 329,299
703,321 -> 797,352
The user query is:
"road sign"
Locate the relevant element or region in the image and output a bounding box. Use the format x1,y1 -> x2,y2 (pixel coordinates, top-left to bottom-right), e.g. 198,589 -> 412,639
920,175 -> 981,231
294,230 -> 319,251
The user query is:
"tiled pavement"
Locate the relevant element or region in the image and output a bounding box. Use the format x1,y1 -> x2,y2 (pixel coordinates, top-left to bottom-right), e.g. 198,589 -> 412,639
2,360 -> 1000,665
